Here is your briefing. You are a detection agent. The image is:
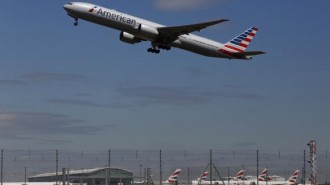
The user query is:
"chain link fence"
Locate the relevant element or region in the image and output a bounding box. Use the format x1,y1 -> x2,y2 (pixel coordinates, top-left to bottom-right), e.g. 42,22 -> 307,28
0,150 -> 329,184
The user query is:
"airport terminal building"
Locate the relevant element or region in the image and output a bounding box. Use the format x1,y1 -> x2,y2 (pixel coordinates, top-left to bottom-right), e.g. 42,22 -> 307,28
28,167 -> 133,185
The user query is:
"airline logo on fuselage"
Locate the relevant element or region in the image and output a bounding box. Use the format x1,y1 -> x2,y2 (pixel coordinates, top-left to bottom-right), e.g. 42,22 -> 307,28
96,9 -> 137,26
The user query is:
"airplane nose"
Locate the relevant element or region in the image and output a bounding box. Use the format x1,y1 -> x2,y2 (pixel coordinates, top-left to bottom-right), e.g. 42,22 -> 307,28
64,3 -> 75,12
63,4 -> 70,11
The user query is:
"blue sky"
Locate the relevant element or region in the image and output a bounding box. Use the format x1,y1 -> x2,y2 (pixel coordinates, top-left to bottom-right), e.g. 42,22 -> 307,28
0,0 -> 329,151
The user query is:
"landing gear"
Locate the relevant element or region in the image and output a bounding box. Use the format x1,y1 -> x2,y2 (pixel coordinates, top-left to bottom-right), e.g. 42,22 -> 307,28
147,48 -> 160,54
158,45 -> 171,50
147,43 -> 171,54
67,13 -> 79,27
74,18 -> 78,26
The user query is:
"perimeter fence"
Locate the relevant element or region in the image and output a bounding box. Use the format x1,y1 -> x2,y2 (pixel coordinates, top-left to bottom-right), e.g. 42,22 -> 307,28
0,149 -> 329,184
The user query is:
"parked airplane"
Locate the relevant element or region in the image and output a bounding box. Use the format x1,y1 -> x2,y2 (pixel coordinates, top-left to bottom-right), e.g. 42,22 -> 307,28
220,169 -> 295,185
63,2 -> 265,59
133,169 -> 181,185
288,170 -> 299,185
198,171 -> 210,181
192,171 -> 209,185
194,170 -> 244,185
268,170 -> 300,185
190,169 -> 297,185
249,170 -> 300,185
258,168 -> 273,182
232,170 -> 246,181
164,169 -> 182,184
222,170 -> 247,185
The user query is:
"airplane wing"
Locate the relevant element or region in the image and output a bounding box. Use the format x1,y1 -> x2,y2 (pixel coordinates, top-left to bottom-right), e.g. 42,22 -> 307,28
156,19 -> 229,43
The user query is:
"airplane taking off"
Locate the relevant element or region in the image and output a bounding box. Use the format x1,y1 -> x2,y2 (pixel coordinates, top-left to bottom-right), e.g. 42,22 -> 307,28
63,2 -> 265,60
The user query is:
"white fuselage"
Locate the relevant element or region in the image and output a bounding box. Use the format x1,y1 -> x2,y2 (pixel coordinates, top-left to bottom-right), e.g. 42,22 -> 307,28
64,2 -> 232,58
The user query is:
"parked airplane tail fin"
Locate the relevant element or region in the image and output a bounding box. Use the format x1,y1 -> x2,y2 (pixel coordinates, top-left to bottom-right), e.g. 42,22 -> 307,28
288,170 -> 300,185
224,27 -> 259,53
165,169 -> 182,183
197,172 -> 209,181
258,168 -> 272,182
233,170 -> 246,180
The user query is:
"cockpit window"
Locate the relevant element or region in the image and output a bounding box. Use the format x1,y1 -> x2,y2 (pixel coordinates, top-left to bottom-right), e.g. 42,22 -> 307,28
66,3 -> 74,5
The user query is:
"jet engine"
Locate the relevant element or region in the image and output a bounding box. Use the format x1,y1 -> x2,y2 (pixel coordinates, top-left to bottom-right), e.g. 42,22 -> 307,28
137,24 -> 159,40
119,32 -> 141,44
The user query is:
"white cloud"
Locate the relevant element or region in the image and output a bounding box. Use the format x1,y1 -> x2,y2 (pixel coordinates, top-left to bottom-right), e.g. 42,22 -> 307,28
154,0 -> 220,11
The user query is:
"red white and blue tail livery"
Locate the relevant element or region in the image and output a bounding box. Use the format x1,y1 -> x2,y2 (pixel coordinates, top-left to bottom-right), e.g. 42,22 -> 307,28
197,171 -> 209,181
165,169 -> 182,183
224,27 -> 258,52
288,170 -> 299,185
219,27 -> 264,59
192,171 -> 209,185
258,168 -> 273,182
233,170 -> 246,180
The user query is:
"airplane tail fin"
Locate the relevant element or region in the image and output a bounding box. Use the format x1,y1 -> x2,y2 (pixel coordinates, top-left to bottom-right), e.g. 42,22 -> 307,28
224,27 -> 259,53
197,172 -> 209,181
219,27 -> 265,59
166,169 -> 182,183
233,170 -> 245,180
288,170 -> 300,185
258,168 -> 272,182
